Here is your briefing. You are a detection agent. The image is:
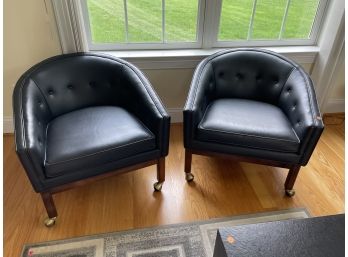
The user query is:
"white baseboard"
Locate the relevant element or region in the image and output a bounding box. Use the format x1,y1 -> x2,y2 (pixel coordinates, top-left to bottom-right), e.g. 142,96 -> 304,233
324,98 -> 345,113
3,116 -> 14,133
168,108 -> 183,123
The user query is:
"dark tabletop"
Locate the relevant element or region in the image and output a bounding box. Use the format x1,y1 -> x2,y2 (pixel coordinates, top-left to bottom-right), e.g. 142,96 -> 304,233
213,214 -> 344,257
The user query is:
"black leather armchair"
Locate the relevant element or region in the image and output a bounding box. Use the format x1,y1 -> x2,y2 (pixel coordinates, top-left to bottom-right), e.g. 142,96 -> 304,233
13,53 -> 170,226
184,49 -> 323,196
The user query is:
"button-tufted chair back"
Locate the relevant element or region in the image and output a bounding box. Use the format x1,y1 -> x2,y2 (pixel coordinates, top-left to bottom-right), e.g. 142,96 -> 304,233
198,49 -> 320,150
210,50 -> 294,104
23,54 -> 125,118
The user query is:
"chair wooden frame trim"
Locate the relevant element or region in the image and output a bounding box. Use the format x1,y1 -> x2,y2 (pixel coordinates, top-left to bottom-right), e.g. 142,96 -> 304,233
184,149 -> 300,196
41,157 -> 165,226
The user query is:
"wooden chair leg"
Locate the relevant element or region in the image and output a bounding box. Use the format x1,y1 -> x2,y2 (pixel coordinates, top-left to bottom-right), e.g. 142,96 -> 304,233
41,192 -> 58,227
185,149 -> 194,182
154,157 -> 165,191
284,165 -> 301,197
157,157 -> 165,183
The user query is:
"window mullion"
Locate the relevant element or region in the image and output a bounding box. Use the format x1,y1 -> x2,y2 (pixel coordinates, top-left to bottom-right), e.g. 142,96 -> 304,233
123,0 -> 129,43
203,0 -> 222,48
247,0 -> 258,40
195,0 -> 206,48
162,0 -> 165,43
279,0 -> 291,39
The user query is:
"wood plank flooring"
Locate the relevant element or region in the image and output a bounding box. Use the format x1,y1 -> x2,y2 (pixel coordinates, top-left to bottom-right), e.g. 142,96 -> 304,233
3,122 -> 344,257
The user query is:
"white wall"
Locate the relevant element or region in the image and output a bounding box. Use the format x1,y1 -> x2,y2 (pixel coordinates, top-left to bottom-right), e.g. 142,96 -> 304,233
311,0 -> 345,112
3,0 -> 62,121
324,44 -> 345,113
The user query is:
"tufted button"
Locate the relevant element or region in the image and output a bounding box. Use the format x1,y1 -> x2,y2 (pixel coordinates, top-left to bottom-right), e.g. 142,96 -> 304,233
208,82 -> 214,92
255,75 -> 262,82
219,72 -> 224,78
89,81 -> 96,88
48,89 -> 54,96
235,73 -> 244,80
38,101 -> 44,108
292,105 -> 296,111
286,87 -> 292,95
67,84 -> 73,89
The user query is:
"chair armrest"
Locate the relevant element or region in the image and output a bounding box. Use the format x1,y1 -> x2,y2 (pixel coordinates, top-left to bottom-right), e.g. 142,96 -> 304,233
13,78 -> 53,192
120,62 -> 170,156
298,123 -> 324,165
278,68 -> 324,165
184,61 -> 215,148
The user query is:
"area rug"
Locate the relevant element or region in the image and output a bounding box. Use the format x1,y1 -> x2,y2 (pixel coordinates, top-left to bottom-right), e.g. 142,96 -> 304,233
22,208 -> 309,257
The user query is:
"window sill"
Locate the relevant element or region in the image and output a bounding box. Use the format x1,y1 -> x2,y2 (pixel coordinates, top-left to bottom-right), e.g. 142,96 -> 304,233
95,46 -> 319,70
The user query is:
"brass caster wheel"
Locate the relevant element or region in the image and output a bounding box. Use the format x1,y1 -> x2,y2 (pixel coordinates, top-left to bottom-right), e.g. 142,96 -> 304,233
154,182 -> 163,191
44,217 -> 57,227
185,172 -> 194,182
285,189 -> 295,197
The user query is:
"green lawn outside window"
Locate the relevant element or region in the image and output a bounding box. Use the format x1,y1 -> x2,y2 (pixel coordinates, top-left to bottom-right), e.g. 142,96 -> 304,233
86,0 -> 320,44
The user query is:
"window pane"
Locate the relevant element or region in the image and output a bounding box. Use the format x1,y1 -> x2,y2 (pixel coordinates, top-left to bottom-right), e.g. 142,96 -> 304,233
165,0 -> 199,42
127,0 -> 162,43
252,0 -> 287,39
283,0 -> 320,39
219,0 -> 254,40
87,0 -> 125,43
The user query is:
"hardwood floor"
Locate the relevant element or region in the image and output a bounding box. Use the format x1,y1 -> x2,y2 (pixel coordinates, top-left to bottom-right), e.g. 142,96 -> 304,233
3,123 -> 345,256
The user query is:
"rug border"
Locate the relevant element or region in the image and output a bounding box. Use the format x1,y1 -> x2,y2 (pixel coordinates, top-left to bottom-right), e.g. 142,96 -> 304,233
21,207 -> 310,255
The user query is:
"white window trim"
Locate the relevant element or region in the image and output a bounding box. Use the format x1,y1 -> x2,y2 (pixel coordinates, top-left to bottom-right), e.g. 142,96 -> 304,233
80,0 -> 206,50
211,0 -> 329,48
66,0 -> 329,51
52,0 -> 88,53
95,46 -> 319,70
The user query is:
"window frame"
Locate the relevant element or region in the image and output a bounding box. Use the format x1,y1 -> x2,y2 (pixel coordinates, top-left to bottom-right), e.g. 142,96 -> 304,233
80,0 -> 206,50
211,0 -> 329,48
74,0 -> 329,51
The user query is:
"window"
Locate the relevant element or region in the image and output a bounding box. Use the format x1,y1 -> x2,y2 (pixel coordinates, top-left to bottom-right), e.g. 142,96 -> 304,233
80,0 -> 328,50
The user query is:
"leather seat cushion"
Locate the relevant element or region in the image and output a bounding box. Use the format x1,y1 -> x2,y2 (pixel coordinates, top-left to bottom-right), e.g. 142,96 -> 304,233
45,106 -> 156,177
197,99 -> 300,153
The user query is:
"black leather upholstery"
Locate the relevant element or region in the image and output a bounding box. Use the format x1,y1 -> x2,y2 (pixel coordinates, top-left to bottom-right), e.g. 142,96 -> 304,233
211,50 -> 294,103
45,106 -> 156,177
197,99 -> 300,153
184,48 -> 323,167
13,52 -> 170,193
